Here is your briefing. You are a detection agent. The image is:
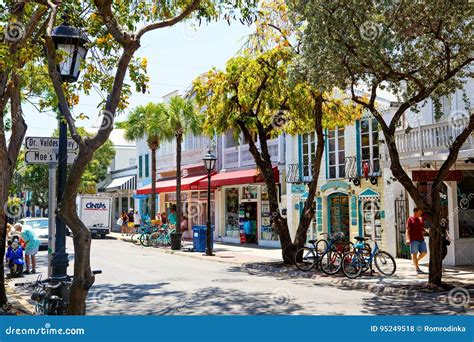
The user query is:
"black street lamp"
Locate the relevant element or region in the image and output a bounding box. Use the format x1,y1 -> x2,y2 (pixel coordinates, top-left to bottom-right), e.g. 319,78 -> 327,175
51,22 -> 88,279
202,149 -> 216,256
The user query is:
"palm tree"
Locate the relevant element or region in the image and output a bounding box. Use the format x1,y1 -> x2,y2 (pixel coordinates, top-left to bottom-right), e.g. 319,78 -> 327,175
163,96 -> 203,236
121,103 -> 167,219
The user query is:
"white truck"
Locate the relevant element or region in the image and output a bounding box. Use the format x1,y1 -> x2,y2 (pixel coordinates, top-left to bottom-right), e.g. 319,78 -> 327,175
77,195 -> 113,238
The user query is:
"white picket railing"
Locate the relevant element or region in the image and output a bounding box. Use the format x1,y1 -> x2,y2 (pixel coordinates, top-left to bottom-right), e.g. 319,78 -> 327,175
394,118 -> 474,158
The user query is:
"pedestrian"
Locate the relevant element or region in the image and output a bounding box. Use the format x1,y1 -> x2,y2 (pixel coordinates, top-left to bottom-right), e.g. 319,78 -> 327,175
168,204 -> 177,226
406,208 -> 428,274
161,212 -> 168,225
120,210 -> 129,236
180,215 -> 189,235
133,210 -> 141,230
16,224 -> 40,274
127,208 -> 134,234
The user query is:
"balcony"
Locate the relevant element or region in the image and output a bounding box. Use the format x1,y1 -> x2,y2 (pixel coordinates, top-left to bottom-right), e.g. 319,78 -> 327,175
286,163 -> 311,184
393,118 -> 474,160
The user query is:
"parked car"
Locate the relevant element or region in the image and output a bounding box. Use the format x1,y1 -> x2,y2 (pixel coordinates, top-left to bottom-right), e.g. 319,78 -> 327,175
15,218 -> 49,249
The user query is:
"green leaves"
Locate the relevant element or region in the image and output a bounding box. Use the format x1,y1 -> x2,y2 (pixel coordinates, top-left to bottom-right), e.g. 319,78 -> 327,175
292,0 -> 474,103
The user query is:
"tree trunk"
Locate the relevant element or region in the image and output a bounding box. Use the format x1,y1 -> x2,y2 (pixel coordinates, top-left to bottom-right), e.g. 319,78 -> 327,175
428,188 -> 443,286
150,147 -> 157,219
237,120 -> 294,264
293,94 -> 325,251
176,134 -> 182,231
58,146 -> 96,315
0,214 -> 7,306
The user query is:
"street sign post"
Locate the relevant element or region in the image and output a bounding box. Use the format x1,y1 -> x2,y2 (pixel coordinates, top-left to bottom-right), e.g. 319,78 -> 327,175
25,136 -> 78,151
25,150 -> 77,164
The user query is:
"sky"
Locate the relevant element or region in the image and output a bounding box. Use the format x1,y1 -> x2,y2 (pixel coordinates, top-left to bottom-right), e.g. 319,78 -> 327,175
23,20 -> 254,137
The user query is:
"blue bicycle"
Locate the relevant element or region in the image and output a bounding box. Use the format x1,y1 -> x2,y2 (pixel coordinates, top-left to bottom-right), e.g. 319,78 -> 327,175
341,236 -> 396,279
294,232 -> 352,272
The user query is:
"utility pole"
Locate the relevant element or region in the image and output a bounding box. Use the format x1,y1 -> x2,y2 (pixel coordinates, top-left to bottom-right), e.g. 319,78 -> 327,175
47,163 -> 57,278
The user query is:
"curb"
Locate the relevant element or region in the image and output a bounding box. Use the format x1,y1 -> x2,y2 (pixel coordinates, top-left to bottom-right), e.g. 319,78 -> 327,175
241,262 -> 454,299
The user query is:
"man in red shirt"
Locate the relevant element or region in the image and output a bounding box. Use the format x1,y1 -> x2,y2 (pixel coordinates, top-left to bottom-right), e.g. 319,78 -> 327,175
406,208 -> 428,274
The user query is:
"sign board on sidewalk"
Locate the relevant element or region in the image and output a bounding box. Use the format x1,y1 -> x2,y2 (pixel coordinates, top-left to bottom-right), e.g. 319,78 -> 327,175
25,136 -> 78,151
25,150 -> 77,164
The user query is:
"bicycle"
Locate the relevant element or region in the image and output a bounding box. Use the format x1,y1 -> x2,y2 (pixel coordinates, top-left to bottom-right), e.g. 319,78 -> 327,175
293,233 -> 329,271
318,232 -> 354,275
16,270 -> 102,315
341,236 -> 396,279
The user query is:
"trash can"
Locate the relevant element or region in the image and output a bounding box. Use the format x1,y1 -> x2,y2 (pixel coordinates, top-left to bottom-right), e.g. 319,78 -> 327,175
192,225 -> 214,252
170,232 -> 182,250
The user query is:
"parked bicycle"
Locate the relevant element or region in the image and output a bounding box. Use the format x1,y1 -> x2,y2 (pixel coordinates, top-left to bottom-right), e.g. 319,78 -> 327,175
293,232 -> 352,272
318,232 -> 354,275
15,270 -> 102,315
341,236 -> 396,279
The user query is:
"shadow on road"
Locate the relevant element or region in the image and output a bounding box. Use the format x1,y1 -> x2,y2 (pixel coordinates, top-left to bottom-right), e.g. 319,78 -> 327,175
86,282 -> 305,315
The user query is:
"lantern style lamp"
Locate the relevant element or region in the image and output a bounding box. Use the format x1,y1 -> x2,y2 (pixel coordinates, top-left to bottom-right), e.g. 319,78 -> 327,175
52,22 -> 89,83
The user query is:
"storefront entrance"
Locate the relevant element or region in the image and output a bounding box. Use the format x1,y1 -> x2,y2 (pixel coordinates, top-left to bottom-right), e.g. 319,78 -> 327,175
240,202 -> 258,244
328,193 -> 350,239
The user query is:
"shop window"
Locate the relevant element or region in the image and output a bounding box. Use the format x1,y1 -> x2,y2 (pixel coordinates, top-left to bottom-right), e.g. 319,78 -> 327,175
360,118 -> 380,174
144,154 -> 149,178
457,174 -> 474,238
327,128 -> 345,179
225,130 -> 238,148
301,132 -> 316,180
138,156 -> 143,178
242,185 -> 258,200
224,188 -> 240,238
361,200 -> 382,240
260,201 -> 278,241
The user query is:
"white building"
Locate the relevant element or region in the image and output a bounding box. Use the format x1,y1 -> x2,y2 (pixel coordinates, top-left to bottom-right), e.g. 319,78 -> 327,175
383,77 -> 474,266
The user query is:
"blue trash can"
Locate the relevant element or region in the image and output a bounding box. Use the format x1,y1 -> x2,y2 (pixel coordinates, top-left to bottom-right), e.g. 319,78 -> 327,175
192,225 -> 214,252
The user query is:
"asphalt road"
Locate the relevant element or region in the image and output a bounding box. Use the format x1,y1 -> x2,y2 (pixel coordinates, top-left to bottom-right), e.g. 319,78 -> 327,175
11,237 -> 470,315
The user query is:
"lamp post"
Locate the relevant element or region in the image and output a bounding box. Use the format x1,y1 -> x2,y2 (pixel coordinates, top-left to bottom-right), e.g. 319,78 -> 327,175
51,22 -> 88,279
202,149 -> 216,256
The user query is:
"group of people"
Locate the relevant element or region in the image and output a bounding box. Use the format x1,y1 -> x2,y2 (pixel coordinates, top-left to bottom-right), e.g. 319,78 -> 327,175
119,204 -> 190,235
119,208 -> 142,235
5,222 -> 41,274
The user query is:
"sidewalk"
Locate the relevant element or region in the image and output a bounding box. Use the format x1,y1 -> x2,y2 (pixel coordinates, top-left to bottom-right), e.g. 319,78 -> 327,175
111,232 -> 474,301
2,275 -> 33,315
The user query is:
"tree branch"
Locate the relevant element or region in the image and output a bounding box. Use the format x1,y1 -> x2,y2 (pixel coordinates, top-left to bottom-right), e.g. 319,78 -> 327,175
136,0 -> 202,40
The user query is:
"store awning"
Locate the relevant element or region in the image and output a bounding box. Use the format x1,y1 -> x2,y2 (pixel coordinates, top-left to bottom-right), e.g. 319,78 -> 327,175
136,174 -> 208,195
105,175 -> 136,191
198,167 -> 279,188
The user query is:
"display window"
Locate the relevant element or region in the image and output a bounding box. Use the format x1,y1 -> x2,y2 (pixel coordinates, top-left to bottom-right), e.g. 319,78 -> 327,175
457,172 -> 474,238
224,188 -> 240,238
242,185 -> 258,200
362,200 -> 382,240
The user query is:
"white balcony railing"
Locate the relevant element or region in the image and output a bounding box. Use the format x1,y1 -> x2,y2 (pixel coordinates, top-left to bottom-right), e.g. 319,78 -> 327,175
394,118 -> 474,158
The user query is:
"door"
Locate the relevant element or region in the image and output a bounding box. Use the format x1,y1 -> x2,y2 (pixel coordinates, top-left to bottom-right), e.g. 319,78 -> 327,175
328,193 -> 350,239
395,198 -> 410,259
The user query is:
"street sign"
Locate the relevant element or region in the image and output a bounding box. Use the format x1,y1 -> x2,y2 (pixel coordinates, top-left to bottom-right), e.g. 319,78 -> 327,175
25,136 -> 79,151
25,150 -> 77,164
133,194 -> 148,199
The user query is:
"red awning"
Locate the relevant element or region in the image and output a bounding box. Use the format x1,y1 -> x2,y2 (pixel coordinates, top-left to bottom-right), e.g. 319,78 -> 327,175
198,167 -> 279,188
136,174 -> 208,195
